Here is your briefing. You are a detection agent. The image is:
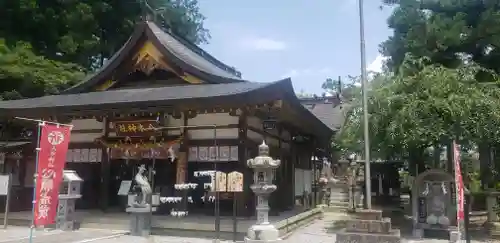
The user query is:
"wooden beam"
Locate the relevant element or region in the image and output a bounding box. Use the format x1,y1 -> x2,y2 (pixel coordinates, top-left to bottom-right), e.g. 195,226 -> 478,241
71,129 -> 103,134
247,126 -> 290,143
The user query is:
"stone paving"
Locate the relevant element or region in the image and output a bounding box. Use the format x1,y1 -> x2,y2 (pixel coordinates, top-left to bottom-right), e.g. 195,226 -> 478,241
2,213 -> 500,243
0,227 -> 125,243
89,212 -> 500,243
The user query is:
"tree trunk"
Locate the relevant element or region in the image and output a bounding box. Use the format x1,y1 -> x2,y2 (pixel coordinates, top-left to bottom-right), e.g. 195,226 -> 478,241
433,144 -> 442,169
493,144 -> 500,188
409,146 -> 425,176
479,142 -> 493,189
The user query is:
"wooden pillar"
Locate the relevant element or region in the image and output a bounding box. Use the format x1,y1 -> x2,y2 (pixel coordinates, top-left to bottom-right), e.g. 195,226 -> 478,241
290,140 -> 296,208
176,112 -> 188,184
175,112 -> 189,212
100,116 -> 111,212
238,110 -> 253,217
276,127 -> 284,211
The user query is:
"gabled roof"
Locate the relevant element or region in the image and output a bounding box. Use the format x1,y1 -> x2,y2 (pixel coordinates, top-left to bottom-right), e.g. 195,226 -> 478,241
64,21 -> 243,94
300,97 -> 345,131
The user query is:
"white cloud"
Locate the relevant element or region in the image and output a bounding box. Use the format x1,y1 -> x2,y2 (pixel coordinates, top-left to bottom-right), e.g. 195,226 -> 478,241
240,37 -> 288,51
367,54 -> 387,73
281,67 -> 332,79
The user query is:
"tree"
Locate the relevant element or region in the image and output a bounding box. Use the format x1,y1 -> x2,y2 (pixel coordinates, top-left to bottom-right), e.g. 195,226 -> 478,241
337,57 -> 500,176
0,39 -> 85,100
380,0 -> 500,184
0,0 -> 210,70
381,0 -> 500,74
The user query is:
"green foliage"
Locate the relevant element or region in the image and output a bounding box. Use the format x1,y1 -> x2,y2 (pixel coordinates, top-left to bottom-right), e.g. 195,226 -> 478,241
0,39 -> 85,100
0,0 -> 210,69
337,56 -> 500,160
381,0 -> 500,74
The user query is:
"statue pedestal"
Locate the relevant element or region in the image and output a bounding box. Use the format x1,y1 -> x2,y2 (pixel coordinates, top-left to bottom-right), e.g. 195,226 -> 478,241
244,223 -> 282,243
126,205 -> 156,237
56,195 -> 81,231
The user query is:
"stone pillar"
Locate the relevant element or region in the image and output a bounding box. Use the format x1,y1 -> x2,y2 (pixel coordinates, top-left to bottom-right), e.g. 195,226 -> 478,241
56,197 -> 78,231
126,206 -> 154,237
245,141 -> 282,243
486,189 -> 499,223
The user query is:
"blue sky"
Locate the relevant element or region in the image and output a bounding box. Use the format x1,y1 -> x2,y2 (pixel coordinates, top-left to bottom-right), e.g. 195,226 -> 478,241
198,0 -> 393,94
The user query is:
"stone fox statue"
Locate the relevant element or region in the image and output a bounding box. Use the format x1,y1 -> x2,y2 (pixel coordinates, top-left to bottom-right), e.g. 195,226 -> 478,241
134,164 -> 152,206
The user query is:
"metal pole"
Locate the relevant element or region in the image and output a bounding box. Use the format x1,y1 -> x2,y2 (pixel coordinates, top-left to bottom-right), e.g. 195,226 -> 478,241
213,125 -> 220,242
3,174 -> 12,228
29,123 -> 43,243
232,192 -> 237,242
464,193 -> 471,243
14,117 -> 73,127
358,0 -> 371,209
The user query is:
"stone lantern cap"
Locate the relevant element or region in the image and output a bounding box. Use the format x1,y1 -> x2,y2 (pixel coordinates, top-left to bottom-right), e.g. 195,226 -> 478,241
247,141 -> 281,169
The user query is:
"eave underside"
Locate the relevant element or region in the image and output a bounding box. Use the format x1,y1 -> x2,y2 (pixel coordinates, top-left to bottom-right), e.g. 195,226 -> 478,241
0,80 -> 334,146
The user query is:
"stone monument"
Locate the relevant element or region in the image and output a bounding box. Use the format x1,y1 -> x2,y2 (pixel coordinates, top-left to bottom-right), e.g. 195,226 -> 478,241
56,170 -> 83,231
126,164 -> 155,237
245,141 -> 282,243
412,169 -> 458,242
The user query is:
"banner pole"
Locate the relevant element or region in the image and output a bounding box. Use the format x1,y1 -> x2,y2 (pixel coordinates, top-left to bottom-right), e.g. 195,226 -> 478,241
14,117 -> 73,128
29,122 -> 43,243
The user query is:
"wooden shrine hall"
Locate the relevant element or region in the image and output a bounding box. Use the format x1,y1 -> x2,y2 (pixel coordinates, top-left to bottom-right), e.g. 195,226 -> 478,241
0,20 -> 335,218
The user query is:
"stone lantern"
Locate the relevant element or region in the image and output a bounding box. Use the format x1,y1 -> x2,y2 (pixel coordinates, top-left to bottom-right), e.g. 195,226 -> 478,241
245,141 -> 282,243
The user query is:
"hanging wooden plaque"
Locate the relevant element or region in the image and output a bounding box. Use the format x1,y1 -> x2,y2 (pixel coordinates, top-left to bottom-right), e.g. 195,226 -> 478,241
227,171 -> 244,192
213,171 -> 227,192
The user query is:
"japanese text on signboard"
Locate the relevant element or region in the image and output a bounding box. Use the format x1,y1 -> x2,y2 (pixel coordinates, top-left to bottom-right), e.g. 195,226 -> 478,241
34,124 -> 71,226
113,120 -> 158,136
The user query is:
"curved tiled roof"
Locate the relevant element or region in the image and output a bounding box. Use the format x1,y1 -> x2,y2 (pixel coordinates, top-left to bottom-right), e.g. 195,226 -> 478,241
64,21 -> 242,94
0,82 -> 270,110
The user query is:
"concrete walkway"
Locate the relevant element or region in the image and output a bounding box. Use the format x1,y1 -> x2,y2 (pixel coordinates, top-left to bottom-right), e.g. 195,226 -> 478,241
7,212 -> 497,243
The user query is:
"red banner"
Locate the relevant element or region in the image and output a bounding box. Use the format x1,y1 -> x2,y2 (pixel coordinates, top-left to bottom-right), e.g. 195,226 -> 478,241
453,141 -> 465,234
33,124 -> 71,226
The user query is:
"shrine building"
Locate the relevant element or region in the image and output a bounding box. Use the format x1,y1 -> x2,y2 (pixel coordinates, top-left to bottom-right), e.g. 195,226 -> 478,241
0,20 -> 337,218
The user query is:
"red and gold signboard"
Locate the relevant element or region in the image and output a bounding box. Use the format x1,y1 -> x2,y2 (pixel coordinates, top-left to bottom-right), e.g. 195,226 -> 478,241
113,120 -> 159,137
34,124 -> 71,226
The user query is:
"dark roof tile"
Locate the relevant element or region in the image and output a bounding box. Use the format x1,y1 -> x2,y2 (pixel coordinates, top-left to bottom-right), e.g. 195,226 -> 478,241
148,23 -> 240,79
301,100 -> 348,131
0,82 -> 270,110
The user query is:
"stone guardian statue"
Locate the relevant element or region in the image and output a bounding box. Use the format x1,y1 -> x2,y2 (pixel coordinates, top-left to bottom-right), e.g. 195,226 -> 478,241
134,164 -> 152,207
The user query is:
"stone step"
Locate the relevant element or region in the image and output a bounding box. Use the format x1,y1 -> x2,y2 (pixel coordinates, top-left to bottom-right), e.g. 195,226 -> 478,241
335,229 -> 401,243
324,205 -> 349,212
329,202 -> 349,208
330,196 -> 348,201
345,218 -> 393,234
353,209 -> 383,221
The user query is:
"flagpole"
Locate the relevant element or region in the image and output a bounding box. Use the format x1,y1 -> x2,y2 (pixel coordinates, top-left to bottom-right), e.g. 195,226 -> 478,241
14,117 -> 72,243
14,117 -> 73,127
29,122 -> 43,243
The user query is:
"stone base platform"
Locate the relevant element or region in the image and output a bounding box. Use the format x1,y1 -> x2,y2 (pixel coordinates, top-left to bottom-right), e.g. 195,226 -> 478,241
126,206 -> 156,237
336,230 -> 401,243
335,209 -> 402,243
244,237 -> 282,243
